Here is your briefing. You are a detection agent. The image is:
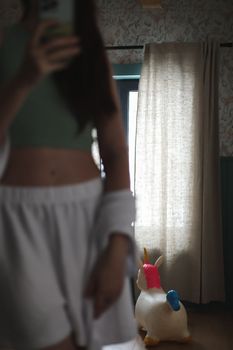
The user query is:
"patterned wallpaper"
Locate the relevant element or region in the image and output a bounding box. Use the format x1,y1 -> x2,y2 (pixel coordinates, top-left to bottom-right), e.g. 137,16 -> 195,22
97,0 -> 233,156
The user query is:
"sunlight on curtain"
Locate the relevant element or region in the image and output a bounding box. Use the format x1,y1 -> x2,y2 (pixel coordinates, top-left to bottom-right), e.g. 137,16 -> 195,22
135,44 -> 200,254
134,43 -> 225,302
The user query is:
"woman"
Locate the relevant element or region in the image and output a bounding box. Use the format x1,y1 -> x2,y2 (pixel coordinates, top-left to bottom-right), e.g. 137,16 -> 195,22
0,1 -> 138,349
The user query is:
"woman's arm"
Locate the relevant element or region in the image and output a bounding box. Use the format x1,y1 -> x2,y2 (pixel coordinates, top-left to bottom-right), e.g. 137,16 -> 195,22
95,64 -> 133,250
95,63 -> 133,243
85,65 -> 137,319
0,22 -> 81,144
95,70 -> 130,192
0,72 -> 35,145
0,29 -> 33,144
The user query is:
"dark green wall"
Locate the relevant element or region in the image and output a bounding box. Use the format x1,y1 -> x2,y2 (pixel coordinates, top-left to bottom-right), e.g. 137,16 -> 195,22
221,157 -> 233,307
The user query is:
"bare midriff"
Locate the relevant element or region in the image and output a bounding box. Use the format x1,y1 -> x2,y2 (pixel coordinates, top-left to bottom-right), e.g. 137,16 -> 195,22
0,148 -> 100,186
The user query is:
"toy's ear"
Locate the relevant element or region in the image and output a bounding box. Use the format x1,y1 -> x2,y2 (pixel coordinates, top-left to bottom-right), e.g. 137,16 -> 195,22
143,247 -> 150,264
155,255 -> 164,268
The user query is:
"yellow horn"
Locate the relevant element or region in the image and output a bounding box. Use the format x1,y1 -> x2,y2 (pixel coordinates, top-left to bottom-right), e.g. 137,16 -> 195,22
144,247 -> 150,263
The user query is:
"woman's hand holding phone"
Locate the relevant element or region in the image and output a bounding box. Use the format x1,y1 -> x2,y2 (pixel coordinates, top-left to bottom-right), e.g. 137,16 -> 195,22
18,20 -> 81,87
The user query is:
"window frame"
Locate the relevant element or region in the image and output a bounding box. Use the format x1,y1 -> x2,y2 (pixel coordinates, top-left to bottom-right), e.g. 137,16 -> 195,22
116,79 -> 139,140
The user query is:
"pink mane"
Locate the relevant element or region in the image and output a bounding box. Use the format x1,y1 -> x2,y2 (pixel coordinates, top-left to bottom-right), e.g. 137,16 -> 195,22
143,264 -> 161,289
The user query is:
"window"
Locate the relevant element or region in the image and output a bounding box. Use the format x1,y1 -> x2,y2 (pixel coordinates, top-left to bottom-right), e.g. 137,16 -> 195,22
116,79 -> 139,191
128,91 -> 138,193
92,77 -> 139,184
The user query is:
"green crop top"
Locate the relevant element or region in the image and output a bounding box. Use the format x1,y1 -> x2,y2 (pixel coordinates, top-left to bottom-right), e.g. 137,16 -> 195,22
0,23 -> 93,150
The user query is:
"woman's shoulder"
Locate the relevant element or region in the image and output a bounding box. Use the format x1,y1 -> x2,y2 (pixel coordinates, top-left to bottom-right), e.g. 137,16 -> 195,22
0,22 -> 24,44
0,28 -> 5,47
0,25 -> 14,48
0,23 -> 26,80
0,23 -> 28,57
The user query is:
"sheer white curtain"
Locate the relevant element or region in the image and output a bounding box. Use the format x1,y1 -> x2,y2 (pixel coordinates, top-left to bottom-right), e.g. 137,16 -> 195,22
134,42 -> 225,303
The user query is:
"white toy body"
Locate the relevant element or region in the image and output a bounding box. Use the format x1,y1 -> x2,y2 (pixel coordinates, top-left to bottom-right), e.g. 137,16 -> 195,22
135,251 -> 191,346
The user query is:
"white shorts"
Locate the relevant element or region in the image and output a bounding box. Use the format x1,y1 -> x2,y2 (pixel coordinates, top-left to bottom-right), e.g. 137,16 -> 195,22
0,178 -> 137,350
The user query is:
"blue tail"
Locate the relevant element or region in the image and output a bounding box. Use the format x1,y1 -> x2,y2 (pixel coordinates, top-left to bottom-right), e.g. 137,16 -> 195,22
166,290 -> 180,311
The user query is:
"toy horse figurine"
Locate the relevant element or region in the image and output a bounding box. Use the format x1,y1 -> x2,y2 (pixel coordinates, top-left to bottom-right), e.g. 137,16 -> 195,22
135,248 -> 191,347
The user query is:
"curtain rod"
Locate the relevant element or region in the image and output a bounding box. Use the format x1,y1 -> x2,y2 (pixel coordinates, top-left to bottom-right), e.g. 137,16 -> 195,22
106,43 -> 233,50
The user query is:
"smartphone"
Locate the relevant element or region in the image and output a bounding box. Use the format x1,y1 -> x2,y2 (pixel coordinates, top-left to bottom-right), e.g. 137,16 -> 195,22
39,0 -> 75,37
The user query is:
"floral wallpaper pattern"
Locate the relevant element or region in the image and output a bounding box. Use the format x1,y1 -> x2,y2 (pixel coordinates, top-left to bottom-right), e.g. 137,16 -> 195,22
97,0 -> 233,156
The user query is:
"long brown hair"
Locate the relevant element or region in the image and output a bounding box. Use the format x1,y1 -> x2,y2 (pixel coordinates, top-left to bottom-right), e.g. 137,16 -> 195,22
21,0 -> 118,132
